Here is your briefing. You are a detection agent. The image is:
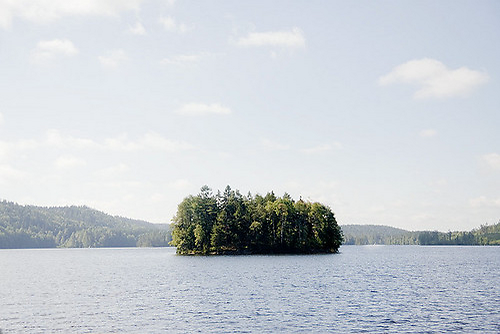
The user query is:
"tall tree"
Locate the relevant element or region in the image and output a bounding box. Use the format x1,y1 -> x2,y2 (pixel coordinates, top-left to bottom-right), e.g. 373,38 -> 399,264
171,186 -> 344,254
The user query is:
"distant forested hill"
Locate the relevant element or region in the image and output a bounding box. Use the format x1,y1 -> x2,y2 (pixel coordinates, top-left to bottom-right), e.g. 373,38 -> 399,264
0,200 -> 171,249
341,222 -> 500,245
341,224 -> 418,245
417,222 -> 500,245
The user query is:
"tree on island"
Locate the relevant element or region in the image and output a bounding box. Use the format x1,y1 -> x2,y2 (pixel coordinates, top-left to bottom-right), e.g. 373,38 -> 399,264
170,186 -> 343,255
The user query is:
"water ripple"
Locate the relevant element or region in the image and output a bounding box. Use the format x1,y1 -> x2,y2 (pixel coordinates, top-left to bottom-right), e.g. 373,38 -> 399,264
0,246 -> 499,333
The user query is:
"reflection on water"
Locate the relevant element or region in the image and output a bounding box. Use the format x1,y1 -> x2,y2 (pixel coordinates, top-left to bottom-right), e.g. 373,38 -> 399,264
0,246 -> 499,333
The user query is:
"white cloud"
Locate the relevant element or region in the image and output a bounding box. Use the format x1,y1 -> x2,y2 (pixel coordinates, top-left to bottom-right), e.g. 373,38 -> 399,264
481,153 -> 500,171
102,132 -> 193,152
54,156 -> 86,169
236,27 -> 305,48
87,180 -> 145,191
379,58 -> 489,99
260,140 -> 342,153
0,142 -> 8,160
103,135 -> 140,151
98,49 -> 128,69
370,205 -> 387,213
176,103 -> 232,116
159,16 -> 189,33
161,54 -> 202,66
159,16 -> 175,30
429,178 -> 448,194
150,193 -> 167,203
108,163 -> 129,173
46,130 -> 97,149
0,164 -> 28,184
0,138 -> 40,160
96,163 -> 130,177
0,112 -> 3,125
470,196 -> 500,208
0,0 -> 145,28
1,130 -> 193,156
138,132 -> 193,151
31,39 -> 78,64
419,129 -> 437,138
410,213 -> 433,224
169,179 -> 192,190
431,178 -> 448,188
160,55 -> 201,66
300,143 -> 342,154
160,52 -> 222,66
260,138 -> 290,151
129,21 -> 146,35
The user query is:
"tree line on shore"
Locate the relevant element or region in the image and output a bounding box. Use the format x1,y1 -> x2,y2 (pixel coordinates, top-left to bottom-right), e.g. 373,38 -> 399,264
2,197 -> 498,250
342,224 -> 419,245
171,186 -> 343,255
342,222 -> 500,245
0,201 -> 170,249
417,223 -> 500,245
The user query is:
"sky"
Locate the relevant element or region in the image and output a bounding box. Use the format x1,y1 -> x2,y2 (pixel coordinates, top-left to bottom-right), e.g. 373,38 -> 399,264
0,0 -> 499,232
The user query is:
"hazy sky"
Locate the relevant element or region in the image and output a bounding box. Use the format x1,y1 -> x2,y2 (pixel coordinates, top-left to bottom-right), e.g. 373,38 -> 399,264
1,1 -> 499,231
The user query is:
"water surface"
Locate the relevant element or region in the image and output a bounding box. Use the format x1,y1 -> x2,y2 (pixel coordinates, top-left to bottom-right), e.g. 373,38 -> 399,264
1,246 -> 499,333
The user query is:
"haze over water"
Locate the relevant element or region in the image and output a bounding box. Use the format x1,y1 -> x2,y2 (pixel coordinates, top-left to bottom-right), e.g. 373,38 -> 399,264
1,246 -> 499,333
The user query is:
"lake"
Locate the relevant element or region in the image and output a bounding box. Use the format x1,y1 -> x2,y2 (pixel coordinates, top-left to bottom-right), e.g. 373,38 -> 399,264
1,246 -> 499,333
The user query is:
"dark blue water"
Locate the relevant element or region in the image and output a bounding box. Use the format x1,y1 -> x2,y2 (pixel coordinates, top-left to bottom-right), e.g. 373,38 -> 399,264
1,246 -> 499,333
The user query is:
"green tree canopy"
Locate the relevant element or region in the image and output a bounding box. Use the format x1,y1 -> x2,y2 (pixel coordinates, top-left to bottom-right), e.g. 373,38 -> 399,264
171,186 -> 343,255
0,200 -> 171,249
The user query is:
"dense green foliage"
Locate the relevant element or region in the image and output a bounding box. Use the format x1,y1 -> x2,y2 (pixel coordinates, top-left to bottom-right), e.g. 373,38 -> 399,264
418,222 -> 500,245
171,186 -> 343,255
342,224 -> 419,245
342,222 -> 500,245
0,200 -> 171,249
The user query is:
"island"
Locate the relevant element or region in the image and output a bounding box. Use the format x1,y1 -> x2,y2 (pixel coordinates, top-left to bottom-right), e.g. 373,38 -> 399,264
170,186 -> 343,255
